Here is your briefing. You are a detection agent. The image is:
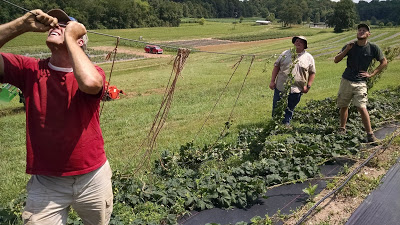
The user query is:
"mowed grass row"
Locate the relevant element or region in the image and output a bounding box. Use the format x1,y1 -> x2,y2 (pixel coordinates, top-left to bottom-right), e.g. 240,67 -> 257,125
1,22 -> 399,206
2,21 -> 278,52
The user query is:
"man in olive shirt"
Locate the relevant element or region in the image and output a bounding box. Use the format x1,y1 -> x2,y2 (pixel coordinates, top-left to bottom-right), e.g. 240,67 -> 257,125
334,24 -> 387,142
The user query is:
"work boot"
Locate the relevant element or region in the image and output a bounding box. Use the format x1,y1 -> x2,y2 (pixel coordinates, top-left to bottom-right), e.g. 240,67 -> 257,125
337,127 -> 346,134
367,133 -> 378,143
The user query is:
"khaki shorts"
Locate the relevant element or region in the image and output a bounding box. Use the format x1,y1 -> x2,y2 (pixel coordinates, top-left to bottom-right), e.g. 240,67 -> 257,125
337,78 -> 368,108
22,161 -> 113,225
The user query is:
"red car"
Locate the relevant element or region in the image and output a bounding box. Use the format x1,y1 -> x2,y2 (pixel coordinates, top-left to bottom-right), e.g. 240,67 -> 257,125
145,45 -> 163,54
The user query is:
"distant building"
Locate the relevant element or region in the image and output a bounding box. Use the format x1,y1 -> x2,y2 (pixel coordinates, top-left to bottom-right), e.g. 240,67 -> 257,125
255,20 -> 272,25
310,22 -> 327,28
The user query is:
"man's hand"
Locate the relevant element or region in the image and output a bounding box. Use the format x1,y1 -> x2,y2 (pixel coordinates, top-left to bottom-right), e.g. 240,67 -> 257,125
21,10 -> 58,32
360,58 -> 388,79
269,81 -> 276,90
334,42 -> 354,63
345,42 -> 354,51
64,22 -> 87,43
302,86 -> 310,93
358,71 -> 372,78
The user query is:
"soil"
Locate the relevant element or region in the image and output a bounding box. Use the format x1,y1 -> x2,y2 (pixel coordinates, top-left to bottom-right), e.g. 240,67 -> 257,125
198,37 -> 291,52
163,37 -> 291,52
91,46 -> 172,59
163,38 -> 234,48
91,38 -> 237,58
283,143 -> 400,225
92,37 -> 292,58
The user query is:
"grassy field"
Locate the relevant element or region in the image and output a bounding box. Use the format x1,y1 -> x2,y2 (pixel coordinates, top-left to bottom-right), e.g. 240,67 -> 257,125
1,21 -> 400,207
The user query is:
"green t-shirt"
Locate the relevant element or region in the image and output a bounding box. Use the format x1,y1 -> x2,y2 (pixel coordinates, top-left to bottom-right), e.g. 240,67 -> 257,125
342,42 -> 384,82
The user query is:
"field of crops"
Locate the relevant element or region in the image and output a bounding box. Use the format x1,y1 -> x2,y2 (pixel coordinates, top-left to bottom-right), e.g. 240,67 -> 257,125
1,20 -> 400,224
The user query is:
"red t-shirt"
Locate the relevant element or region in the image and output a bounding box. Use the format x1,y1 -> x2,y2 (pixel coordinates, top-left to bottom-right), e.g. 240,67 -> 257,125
1,53 -> 107,176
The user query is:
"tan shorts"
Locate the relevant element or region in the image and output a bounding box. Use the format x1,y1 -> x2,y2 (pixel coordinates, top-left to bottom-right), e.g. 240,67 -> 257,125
337,78 -> 368,108
22,161 -> 113,225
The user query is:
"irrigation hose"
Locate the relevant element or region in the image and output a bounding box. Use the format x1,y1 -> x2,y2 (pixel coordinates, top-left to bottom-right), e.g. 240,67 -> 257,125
295,131 -> 398,225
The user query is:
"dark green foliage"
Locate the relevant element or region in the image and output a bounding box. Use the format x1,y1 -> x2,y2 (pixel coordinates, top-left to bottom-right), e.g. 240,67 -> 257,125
1,0 -> 398,31
0,192 -> 26,225
329,0 -> 358,33
3,0 -> 398,30
0,0 -> 181,29
279,0 -> 303,27
357,0 -> 400,26
367,47 -> 400,90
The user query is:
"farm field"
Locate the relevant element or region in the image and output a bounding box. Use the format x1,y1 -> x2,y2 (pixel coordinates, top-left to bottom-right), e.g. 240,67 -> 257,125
1,20 -> 400,223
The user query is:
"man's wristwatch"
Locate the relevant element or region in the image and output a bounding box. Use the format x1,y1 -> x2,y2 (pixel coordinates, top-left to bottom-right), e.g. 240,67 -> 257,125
307,85 -> 311,89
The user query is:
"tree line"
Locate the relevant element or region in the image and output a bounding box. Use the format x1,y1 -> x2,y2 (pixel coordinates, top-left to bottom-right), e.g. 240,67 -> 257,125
357,0 -> 400,26
0,0 -> 399,30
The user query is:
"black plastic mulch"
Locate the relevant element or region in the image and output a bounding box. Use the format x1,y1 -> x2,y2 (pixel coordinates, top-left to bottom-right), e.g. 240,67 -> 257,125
178,124 -> 398,225
346,158 -> 400,225
178,159 -> 353,225
346,124 -> 400,225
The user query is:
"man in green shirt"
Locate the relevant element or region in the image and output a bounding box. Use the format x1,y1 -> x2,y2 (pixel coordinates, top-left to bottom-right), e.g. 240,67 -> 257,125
334,23 -> 387,142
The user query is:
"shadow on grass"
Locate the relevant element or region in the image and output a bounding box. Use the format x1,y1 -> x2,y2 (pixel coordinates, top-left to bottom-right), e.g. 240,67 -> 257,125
0,106 -> 25,118
236,121 -> 271,131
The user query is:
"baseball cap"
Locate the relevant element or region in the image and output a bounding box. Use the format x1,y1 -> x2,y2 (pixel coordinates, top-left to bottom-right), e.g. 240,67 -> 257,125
357,23 -> 370,31
292,36 -> 308,49
47,9 -> 88,50
47,9 -> 76,23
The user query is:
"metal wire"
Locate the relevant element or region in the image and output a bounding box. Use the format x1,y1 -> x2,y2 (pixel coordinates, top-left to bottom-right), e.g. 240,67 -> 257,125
1,0 -> 32,14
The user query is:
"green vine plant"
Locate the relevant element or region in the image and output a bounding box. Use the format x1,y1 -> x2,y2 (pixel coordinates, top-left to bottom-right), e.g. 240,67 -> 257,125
273,47 -> 298,124
302,183 -> 318,203
205,214 -> 273,225
262,54 -> 278,73
367,46 -> 400,90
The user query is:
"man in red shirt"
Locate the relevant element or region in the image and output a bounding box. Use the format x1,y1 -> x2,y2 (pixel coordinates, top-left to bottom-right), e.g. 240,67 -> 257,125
0,9 -> 113,224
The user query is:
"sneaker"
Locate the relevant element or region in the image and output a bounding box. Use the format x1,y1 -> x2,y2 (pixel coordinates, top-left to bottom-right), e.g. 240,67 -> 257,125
283,123 -> 292,129
367,133 -> 378,143
337,127 -> 346,134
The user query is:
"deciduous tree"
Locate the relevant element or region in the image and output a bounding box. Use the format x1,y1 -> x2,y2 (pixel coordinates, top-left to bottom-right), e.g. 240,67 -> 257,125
329,0 -> 357,33
278,0 -> 303,27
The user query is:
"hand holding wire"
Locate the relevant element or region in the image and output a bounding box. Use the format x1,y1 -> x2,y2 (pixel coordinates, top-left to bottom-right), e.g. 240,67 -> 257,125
22,9 -> 58,32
